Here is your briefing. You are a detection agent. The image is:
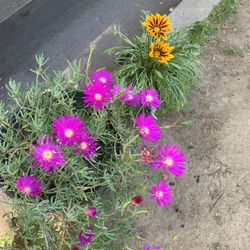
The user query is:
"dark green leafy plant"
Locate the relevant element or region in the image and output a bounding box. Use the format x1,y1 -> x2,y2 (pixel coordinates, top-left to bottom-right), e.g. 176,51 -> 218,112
106,24 -> 202,110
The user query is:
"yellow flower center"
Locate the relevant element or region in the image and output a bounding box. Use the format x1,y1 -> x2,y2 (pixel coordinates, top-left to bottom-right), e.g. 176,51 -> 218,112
154,50 -> 161,58
24,186 -> 31,194
164,157 -> 173,166
127,93 -> 133,100
95,93 -> 102,101
156,191 -> 163,198
146,95 -> 153,102
100,77 -> 106,83
154,26 -> 161,33
140,127 -> 149,135
65,129 -> 74,138
80,142 -> 88,150
43,150 -> 53,160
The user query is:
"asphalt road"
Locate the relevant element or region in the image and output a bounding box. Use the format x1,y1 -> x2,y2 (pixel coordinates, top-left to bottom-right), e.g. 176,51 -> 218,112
0,0 -> 181,101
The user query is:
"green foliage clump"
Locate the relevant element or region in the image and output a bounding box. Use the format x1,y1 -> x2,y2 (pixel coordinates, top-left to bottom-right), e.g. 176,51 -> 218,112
223,46 -> 244,57
188,20 -> 217,44
0,55 -> 149,249
106,26 -> 202,110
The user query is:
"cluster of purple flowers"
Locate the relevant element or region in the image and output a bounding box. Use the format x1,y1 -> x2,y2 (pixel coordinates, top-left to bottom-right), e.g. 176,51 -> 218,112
15,68 -> 187,248
82,69 -> 186,249
16,114 -> 98,247
83,69 -> 161,110
16,115 -> 97,197
76,69 -> 187,248
53,115 -> 97,159
134,112 -> 187,208
131,91 -> 187,210
70,208 -> 97,249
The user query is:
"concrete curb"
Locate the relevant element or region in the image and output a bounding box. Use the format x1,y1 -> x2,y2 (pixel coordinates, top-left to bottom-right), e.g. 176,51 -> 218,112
170,0 -> 221,30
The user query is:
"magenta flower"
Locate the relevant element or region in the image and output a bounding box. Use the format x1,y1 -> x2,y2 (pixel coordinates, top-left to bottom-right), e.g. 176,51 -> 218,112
90,69 -> 114,86
53,115 -> 86,146
144,245 -> 161,250
32,134 -> 65,174
120,86 -> 139,106
85,207 -> 97,218
135,114 -> 161,143
16,176 -> 43,197
149,180 -> 173,208
73,132 -> 97,159
139,88 -> 161,109
131,195 -> 143,206
151,144 -> 187,177
112,84 -> 122,95
79,227 -> 95,246
83,82 -> 113,110
70,246 -> 80,250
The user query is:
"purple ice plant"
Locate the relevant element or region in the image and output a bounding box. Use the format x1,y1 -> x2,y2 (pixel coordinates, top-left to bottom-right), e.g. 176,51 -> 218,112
112,84 -> 122,95
31,134 -> 65,174
73,132 -> 97,159
120,86 -> 139,106
90,69 -> 114,86
53,115 -> 86,146
131,195 -> 143,206
79,227 -> 95,246
149,180 -> 173,208
83,81 -> 113,110
85,207 -> 97,218
16,176 -> 43,197
135,114 -> 161,143
139,88 -> 161,109
151,144 -> 187,177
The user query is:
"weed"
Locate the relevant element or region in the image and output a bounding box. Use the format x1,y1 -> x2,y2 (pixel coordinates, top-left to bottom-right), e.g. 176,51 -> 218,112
188,20 -> 217,44
223,46 -> 244,56
209,0 -> 237,24
188,0 -> 237,45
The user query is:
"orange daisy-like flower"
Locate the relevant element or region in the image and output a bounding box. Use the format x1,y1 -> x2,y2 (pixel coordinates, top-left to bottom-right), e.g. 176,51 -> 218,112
149,40 -> 174,64
143,13 -> 172,40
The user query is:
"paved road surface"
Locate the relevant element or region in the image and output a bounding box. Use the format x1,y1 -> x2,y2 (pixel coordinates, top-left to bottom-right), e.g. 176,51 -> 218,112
0,0 -> 31,23
0,0 -> 181,101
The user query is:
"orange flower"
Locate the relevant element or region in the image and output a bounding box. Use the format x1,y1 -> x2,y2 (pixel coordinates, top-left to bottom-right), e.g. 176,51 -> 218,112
143,13 -> 172,40
149,40 -> 174,64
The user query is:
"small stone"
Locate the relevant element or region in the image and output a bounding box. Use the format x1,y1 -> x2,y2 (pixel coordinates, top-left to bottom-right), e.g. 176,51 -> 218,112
169,7 -> 174,12
231,71 -> 239,77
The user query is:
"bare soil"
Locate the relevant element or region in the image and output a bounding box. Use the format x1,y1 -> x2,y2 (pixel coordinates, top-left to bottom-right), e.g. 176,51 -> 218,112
136,1 -> 250,249
0,191 -> 12,238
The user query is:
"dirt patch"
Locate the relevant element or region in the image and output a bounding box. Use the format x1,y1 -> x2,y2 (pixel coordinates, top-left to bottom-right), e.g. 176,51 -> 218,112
136,0 -> 250,249
0,191 -> 12,238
